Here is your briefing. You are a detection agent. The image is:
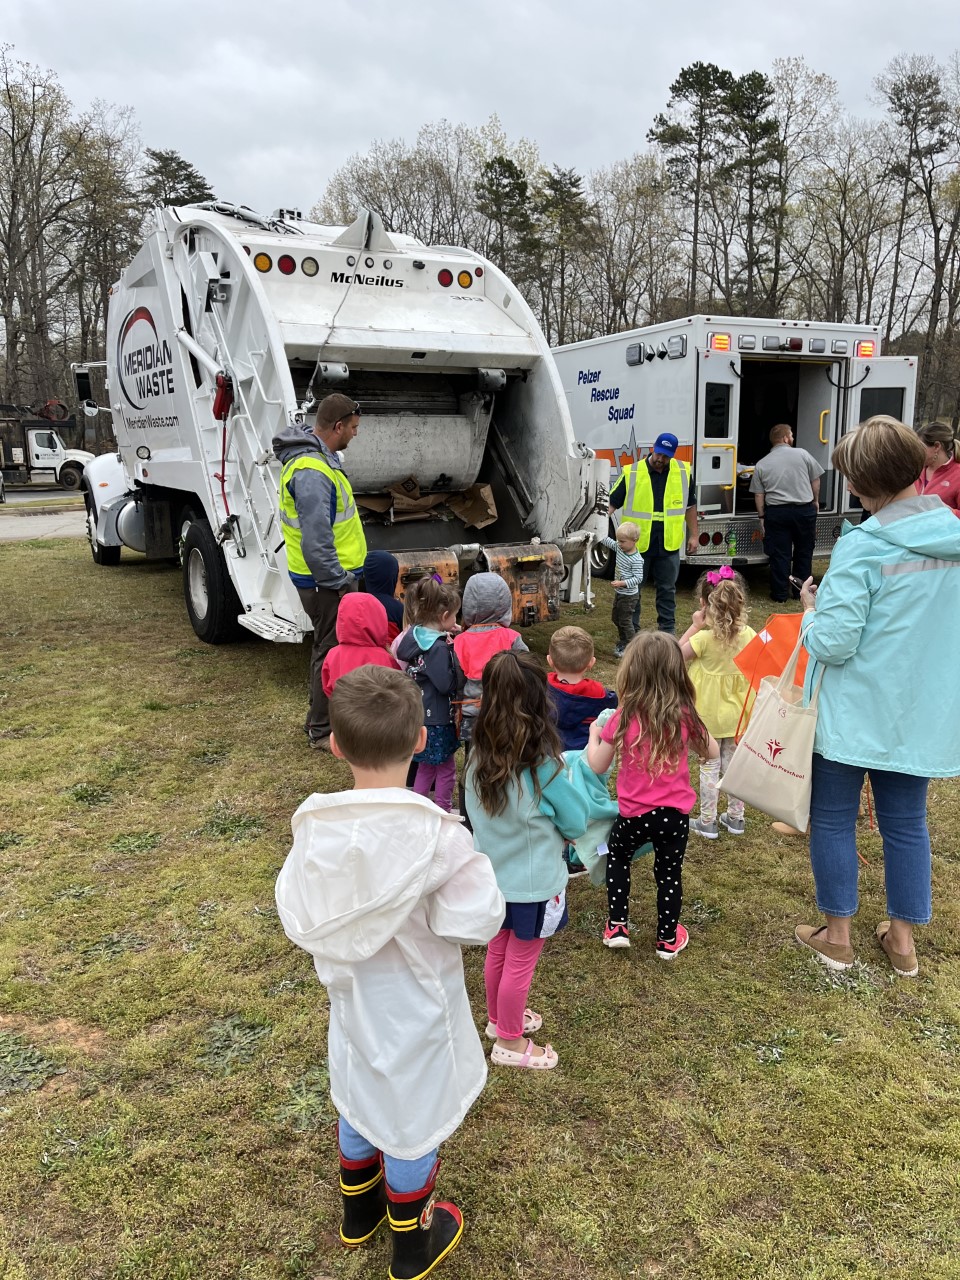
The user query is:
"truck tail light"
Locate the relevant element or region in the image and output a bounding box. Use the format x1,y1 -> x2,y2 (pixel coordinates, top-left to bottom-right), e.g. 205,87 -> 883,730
786,337 -> 803,351
457,270 -> 473,288
709,333 -> 731,351
856,340 -> 876,358
301,257 -> 319,276
437,269 -> 453,287
253,253 -> 272,273
278,255 -> 296,275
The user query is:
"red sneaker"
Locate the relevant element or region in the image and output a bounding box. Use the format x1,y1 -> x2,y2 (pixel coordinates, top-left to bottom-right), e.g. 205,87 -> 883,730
603,921 -> 630,949
656,923 -> 689,960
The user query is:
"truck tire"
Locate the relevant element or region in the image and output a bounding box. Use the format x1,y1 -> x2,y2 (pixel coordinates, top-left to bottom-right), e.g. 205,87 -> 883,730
59,465 -> 84,492
590,519 -> 616,580
83,490 -> 121,566
182,520 -> 244,644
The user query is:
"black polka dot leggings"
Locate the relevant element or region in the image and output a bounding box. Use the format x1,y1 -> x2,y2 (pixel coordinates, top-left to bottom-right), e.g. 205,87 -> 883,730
606,808 -> 689,943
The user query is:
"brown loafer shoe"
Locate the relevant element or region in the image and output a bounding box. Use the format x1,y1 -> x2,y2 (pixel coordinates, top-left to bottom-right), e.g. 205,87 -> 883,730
795,923 -> 855,970
876,921 -> 919,978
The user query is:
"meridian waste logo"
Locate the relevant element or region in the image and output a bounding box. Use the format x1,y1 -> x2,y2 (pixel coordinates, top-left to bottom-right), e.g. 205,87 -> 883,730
117,306 -> 175,411
766,738 -> 785,762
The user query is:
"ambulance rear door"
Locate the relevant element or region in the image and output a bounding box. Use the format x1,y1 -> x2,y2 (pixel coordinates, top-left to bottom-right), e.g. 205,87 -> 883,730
695,342 -> 741,516
841,353 -> 919,513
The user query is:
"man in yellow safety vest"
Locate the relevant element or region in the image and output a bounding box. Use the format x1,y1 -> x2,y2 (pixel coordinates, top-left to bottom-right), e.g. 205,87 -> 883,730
273,393 -> 367,749
608,431 -> 699,634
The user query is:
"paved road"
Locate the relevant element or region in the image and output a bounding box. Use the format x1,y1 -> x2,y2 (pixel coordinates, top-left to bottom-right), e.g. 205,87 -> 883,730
2,486 -> 72,506
0,511 -> 87,541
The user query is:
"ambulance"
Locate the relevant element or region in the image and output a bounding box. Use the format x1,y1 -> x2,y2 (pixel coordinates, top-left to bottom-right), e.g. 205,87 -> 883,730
553,315 -> 917,572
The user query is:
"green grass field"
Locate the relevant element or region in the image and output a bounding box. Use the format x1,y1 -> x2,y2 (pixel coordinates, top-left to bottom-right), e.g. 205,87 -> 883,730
1,537 -> 959,1280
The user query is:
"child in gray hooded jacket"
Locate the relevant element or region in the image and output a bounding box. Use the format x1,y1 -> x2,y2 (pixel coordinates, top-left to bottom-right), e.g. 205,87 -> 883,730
453,573 -> 528,745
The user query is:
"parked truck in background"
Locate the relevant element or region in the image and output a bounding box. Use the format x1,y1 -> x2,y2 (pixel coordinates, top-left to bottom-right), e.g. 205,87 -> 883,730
553,315 -> 918,575
0,405 -> 93,502
76,202 -> 606,640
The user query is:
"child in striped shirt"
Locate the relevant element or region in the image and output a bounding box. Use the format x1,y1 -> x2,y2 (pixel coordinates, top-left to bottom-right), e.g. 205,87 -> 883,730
600,522 -> 644,657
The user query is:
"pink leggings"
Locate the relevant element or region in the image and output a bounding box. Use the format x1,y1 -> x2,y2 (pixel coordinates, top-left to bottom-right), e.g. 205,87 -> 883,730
413,756 -> 457,811
484,928 -> 545,1040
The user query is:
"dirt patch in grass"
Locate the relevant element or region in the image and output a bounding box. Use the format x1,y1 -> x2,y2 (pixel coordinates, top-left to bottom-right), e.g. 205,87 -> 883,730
0,1015 -> 109,1057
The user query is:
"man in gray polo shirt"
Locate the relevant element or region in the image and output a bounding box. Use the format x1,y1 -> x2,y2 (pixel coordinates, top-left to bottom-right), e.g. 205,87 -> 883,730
750,424 -> 824,601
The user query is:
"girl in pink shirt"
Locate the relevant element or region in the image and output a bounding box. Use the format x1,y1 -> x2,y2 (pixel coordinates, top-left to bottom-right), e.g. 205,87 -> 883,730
586,632 -> 718,957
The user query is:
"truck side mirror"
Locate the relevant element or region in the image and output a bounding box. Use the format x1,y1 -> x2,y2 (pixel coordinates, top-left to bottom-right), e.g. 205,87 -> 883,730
82,399 -> 100,418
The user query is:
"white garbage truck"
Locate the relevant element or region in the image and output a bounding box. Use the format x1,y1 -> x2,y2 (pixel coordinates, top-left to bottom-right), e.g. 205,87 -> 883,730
76,203 -> 605,641
553,315 -> 917,574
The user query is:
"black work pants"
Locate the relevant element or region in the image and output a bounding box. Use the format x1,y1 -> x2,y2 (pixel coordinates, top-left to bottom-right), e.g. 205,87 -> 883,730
297,578 -> 358,741
763,504 -> 817,602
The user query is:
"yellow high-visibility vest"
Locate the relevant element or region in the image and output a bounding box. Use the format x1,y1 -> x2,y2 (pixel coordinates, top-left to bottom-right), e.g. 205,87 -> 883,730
278,454 -> 367,578
619,458 -> 691,553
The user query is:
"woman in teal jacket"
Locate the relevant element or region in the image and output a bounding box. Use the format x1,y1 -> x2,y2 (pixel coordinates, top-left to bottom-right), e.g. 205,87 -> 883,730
794,418 -> 960,978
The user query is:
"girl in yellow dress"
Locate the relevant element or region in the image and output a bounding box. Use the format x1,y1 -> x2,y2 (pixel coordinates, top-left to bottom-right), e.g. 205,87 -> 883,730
679,568 -> 756,838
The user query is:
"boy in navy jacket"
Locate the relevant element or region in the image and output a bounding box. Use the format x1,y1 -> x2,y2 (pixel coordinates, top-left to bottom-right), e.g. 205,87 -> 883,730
547,626 -> 618,752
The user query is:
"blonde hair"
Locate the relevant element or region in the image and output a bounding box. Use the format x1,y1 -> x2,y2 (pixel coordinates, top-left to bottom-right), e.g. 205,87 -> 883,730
329,666 -> 423,766
548,625 -> 594,673
614,632 -> 710,778
833,417 -> 925,500
694,569 -> 749,649
617,522 -> 639,543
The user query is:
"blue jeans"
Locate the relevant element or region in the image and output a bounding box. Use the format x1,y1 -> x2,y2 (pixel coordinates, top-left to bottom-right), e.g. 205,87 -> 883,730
632,549 -> 680,633
338,1116 -> 437,1193
809,754 -> 932,924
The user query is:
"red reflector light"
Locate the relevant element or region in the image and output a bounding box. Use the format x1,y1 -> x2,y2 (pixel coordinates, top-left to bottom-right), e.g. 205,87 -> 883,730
438,269 -> 453,287
786,337 -> 803,351
243,245 -> 251,255
712,531 -> 724,545
699,532 -> 710,546
278,255 -> 296,275
856,340 -> 876,358
709,333 -> 731,351
475,266 -> 483,277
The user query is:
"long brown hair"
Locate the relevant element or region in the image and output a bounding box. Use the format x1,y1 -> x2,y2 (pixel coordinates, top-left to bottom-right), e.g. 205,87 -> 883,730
470,650 -> 563,816
615,632 -> 710,776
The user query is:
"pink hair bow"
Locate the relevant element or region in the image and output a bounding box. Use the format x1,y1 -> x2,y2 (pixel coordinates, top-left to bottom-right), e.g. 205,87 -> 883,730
706,566 -> 735,585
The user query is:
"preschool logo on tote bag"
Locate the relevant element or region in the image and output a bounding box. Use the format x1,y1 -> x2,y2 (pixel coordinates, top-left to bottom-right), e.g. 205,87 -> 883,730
766,738 -> 785,762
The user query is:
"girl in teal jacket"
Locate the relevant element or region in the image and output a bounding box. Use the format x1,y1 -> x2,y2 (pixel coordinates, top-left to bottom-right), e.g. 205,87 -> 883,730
466,651 -> 589,1070
796,418 -> 960,980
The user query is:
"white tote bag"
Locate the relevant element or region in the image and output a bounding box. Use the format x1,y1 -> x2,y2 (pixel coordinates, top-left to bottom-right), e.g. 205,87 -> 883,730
719,633 -> 822,831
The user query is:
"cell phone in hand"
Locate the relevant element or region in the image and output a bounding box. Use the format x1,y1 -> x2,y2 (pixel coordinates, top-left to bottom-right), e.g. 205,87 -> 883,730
789,575 -> 817,591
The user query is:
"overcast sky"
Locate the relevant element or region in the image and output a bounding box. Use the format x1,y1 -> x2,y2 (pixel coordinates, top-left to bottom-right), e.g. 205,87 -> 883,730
7,0 -> 960,217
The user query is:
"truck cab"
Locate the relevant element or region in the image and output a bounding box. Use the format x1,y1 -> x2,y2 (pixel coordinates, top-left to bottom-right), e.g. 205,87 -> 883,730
0,409 -> 93,493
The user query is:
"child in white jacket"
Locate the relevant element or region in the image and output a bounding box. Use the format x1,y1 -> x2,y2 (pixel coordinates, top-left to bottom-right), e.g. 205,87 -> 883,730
275,665 -> 505,1280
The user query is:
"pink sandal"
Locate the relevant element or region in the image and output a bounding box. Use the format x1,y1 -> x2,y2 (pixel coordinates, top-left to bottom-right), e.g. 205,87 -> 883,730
490,1038 -> 558,1070
485,1009 -> 542,1039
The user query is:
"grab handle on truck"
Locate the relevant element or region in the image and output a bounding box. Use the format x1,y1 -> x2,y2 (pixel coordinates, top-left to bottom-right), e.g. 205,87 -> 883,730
819,409 -> 830,445
702,440 -> 737,490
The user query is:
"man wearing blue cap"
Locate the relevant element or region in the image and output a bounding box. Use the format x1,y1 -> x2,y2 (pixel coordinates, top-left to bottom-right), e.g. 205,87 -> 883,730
608,432 -> 698,634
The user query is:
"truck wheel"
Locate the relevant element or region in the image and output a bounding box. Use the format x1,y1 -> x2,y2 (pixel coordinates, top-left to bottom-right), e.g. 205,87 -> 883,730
182,520 -> 244,644
590,520 -> 616,580
83,490 -> 121,566
60,465 -> 84,492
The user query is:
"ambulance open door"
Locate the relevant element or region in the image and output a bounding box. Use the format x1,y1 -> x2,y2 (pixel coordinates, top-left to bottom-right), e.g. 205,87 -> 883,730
841,353 -> 919,514
695,345 -> 741,517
